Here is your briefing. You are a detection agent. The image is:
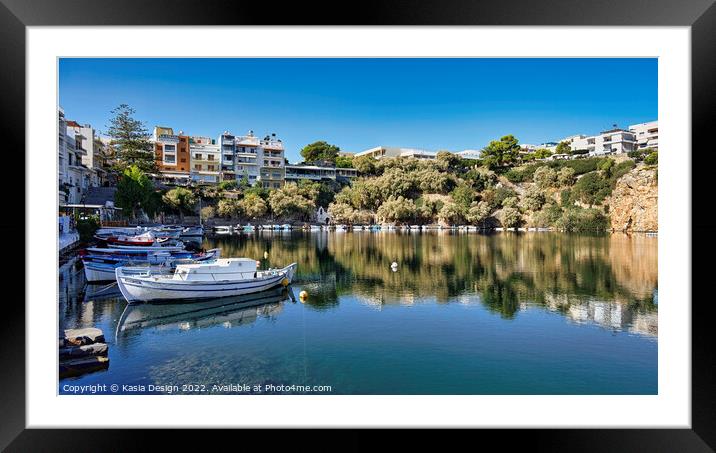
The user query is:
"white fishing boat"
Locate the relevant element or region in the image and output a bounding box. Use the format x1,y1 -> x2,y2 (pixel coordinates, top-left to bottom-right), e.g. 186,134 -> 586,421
116,258 -> 298,304
261,224 -> 273,230
281,224 -> 292,231
352,225 -> 363,231
309,225 -> 321,231
107,242 -> 186,252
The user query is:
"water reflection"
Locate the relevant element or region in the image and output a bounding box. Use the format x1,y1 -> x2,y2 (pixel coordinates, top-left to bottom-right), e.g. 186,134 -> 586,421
117,286 -> 293,336
204,232 -> 657,337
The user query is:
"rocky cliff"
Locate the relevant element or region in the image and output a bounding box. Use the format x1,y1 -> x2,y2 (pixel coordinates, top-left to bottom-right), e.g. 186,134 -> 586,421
607,167 -> 658,232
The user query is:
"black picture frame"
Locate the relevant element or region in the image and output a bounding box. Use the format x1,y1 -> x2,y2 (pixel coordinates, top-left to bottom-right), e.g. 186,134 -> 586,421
3,0 -> 714,450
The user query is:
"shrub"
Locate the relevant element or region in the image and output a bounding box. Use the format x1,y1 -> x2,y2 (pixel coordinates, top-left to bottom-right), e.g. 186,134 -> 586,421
533,203 -> 562,227
76,215 -> 100,242
533,166 -> 558,189
217,198 -> 242,218
556,208 -> 609,232
520,186 -> 546,212
501,207 -> 522,228
200,206 -> 215,220
644,151 -> 658,165
376,196 -> 417,223
218,180 -> 238,191
493,186 -> 518,208
572,172 -> 611,205
556,167 -> 576,186
560,189 -> 573,207
502,196 -> 520,209
548,157 -> 605,175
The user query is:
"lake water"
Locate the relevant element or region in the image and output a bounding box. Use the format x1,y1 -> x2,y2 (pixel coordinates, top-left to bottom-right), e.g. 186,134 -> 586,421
59,231 -> 657,395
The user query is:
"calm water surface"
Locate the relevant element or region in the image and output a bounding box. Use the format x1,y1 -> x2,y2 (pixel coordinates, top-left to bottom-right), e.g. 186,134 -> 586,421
59,232 -> 657,394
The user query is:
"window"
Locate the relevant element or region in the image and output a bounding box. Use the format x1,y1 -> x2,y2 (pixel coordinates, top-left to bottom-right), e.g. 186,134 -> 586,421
164,154 -> 176,164
207,165 -> 215,171
180,158 -> 186,163
208,155 -> 214,161
194,153 -> 202,160
195,164 -> 202,171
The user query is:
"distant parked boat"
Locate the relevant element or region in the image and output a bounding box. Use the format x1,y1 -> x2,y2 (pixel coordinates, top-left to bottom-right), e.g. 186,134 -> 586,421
352,225 -> 363,231
81,248 -> 221,282
335,224 -> 347,232
180,226 -> 204,237
213,225 -> 233,235
281,224 -> 292,231
116,258 -> 298,304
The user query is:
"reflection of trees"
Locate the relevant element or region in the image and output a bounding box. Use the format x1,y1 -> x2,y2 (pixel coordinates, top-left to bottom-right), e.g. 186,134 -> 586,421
201,232 -> 657,324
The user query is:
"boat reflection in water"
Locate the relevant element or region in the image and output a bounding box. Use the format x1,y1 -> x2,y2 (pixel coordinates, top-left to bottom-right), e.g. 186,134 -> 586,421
116,286 -> 295,337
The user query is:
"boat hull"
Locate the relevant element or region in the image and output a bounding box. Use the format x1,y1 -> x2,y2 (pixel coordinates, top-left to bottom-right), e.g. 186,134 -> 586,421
116,263 -> 297,304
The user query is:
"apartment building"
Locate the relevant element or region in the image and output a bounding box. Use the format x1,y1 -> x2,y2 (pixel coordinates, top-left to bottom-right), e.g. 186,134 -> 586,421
628,121 -> 658,150
285,164 -> 358,181
219,130 -> 286,188
569,127 -> 636,156
153,126 -> 190,184
456,149 -> 482,160
66,120 -> 107,188
189,136 -> 221,184
59,109 -> 87,204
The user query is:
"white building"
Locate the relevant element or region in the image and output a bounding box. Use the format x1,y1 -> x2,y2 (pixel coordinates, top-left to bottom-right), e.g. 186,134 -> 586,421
220,130 -> 285,188
628,121 -> 658,150
59,109 -> 93,204
355,146 -> 437,160
189,136 -> 221,184
456,149 -> 482,160
285,164 -> 358,181
66,121 -> 106,188
569,127 -> 637,156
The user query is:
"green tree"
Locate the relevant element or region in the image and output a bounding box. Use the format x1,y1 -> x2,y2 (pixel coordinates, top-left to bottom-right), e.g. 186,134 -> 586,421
534,148 -> 554,160
644,150 -> 658,165
438,201 -> 464,225
481,135 -> 521,169
501,207 -> 522,228
162,187 -> 197,220
106,104 -> 156,173
353,155 -> 378,176
217,199 -> 242,219
436,151 -> 463,172
466,201 -> 492,227
376,196 -> 417,224
300,141 -> 340,163
335,156 -> 354,168
114,165 -> 155,220
555,141 -> 571,155
520,186 -> 546,212
598,158 -> 615,177
327,201 -> 355,224
238,193 -> 267,220
200,206 -> 216,221
450,183 -> 476,209
268,183 -> 316,221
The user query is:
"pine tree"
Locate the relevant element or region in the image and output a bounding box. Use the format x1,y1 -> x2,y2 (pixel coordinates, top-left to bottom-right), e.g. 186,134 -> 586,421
106,104 -> 156,173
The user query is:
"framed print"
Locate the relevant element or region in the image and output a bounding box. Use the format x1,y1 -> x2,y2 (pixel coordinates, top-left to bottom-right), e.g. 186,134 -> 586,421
4,0 -> 716,450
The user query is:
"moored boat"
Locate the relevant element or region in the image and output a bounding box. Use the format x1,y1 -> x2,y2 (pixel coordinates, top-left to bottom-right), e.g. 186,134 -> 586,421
116,258 -> 298,304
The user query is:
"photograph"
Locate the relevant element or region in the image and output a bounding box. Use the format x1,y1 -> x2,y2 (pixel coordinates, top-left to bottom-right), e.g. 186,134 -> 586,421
57,57 -> 659,396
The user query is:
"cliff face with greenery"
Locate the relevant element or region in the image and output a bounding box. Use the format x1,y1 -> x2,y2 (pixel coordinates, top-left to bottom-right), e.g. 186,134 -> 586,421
326,149 -> 658,232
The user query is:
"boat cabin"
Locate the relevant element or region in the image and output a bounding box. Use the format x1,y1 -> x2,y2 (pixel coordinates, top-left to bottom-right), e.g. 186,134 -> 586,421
173,258 -> 258,281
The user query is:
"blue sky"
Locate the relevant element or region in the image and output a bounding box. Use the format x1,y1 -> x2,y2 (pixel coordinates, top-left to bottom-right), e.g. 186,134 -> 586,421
59,58 -> 657,162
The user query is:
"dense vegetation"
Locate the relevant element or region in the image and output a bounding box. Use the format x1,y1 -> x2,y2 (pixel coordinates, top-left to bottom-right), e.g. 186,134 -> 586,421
113,132 -> 651,232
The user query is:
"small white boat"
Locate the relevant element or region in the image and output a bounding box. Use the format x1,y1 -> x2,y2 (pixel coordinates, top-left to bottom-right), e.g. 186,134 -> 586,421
272,224 -> 282,230
309,225 -> 321,231
352,225 -> 363,231
467,226 -> 478,231
281,224 -> 292,231
335,224 -> 347,232
213,225 -> 233,235
116,258 -> 298,304
242,224 -> 256,232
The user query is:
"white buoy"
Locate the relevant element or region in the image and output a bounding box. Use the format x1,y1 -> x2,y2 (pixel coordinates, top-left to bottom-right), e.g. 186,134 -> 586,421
391,261 -> 398,270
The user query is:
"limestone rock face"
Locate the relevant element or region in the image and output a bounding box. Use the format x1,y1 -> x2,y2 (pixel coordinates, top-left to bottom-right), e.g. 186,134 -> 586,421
607,167 -> 658,232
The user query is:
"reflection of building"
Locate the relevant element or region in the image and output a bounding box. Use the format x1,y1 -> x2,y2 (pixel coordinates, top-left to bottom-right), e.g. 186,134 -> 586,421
544,294 -> 656,338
